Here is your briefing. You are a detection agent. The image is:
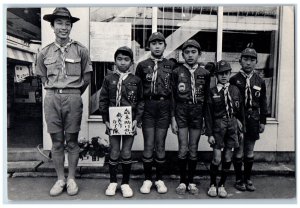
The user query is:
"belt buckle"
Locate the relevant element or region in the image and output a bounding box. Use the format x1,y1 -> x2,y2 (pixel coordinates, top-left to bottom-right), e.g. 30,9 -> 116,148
188,101 -> 192,104
58,89 -> 63,94
160,97 -> 164,100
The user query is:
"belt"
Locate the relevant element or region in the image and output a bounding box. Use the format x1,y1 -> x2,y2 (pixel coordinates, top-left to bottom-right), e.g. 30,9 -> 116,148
145,95 -> 170,101
178,100 -> 195,104
46,88 -> 81,94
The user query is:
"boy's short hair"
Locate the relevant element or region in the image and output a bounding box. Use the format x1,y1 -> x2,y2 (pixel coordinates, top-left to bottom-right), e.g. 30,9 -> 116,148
182,39 -> 201,53
114,46 -> 133,61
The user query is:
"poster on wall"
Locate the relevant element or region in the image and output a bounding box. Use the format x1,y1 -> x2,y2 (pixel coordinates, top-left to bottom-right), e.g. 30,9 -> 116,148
14,65 -> 30,83
109,106 -> 133,135
90,22 -> 132,62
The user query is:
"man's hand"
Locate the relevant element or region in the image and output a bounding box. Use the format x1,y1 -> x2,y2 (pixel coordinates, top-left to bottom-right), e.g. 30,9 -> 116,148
208,136 -> 215,145
171,117 -> 178,135
105,121 -> 112,135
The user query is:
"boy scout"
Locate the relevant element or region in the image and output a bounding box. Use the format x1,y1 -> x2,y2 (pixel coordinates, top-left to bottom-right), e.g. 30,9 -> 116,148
35,8 -> 92,196
171,39 -> 210,195
99,46 -> 144,198
230,46 -> 268,192
206,60 -> 245,198
135,32 -> 175,194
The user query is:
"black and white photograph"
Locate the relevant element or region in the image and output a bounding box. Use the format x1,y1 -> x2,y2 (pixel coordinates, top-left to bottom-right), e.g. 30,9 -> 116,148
2,0 -> 297,206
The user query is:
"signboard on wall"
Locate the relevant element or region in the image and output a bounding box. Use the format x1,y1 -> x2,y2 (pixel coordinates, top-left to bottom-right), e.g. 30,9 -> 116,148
90,22 -> 132,62
14,65 -> 30,83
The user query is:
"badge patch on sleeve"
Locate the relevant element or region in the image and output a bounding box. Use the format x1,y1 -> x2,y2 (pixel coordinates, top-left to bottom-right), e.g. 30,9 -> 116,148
146,73 -> 153,81
178,82 -> 186,92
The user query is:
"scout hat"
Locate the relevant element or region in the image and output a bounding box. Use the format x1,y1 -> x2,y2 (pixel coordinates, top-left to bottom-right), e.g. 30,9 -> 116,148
182,39 -> 201,51
215,60 -> 232,74
148,32 -> 166,43
43,7 -> 80,23
114,46 -> 133,60
241,43 -> 257,58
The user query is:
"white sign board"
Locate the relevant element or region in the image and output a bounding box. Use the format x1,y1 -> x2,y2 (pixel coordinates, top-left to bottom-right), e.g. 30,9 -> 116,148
15,65 -> 30,83
109,106 -> 133,135
90,22 -> 132,62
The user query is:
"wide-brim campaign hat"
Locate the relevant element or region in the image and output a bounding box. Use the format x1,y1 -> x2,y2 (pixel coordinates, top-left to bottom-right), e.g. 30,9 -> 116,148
43,7 -> 80,23
215,60 -> 232,74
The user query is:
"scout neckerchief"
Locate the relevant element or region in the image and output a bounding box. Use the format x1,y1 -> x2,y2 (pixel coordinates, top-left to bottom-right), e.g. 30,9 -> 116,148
240,70 -> 254,108
150,55 -> 164,94
217,83 -> 233,118
183,63 -> 198,104
114,68 -> 131,106
54,39 -> 73,79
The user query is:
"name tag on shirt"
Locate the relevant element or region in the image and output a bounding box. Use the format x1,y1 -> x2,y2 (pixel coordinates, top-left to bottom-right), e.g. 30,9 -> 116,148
65,58 -> 75,63
213,95 -> 221,98
253,85 -> 261,91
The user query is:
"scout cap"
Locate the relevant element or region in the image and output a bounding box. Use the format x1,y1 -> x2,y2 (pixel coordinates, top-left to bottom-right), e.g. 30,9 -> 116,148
43,7 -> 80,23
182,39 -> 201,51
148,32 -> 166,43
215,60 -> 232,74
241,47 -> 257,58
114,46 -> 133,60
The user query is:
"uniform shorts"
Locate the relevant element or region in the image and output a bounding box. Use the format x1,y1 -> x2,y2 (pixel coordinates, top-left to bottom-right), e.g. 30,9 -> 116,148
175,102 -> 203,129
245,117 -> 260,140
212,117 -> 239,149
44,91 -> 83,133
142,99 -> 171,129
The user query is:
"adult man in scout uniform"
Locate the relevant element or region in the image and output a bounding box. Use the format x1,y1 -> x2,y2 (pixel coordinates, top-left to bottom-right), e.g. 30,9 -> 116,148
206,60 -> 245,198
35,7 -> 93,196
230,46 -> 268,192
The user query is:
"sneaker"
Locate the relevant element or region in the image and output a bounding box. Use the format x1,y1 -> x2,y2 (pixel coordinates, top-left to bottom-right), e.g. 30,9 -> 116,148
246,180 -> 256,192
155,180 -> 168,194
218,185 -> 228,198
207,184 -> 217,197
50,179 -> 66,196
187,183 -> 199,195
175,183 -> 186,195
66,179 -> 79,196
140,180 -> 153,194
121,184 -> 133,198
235,180 -> 246,191
105,182 -> 118,196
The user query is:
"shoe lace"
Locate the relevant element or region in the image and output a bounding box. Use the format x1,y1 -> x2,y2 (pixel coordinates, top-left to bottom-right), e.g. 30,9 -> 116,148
178,183 -> 186,189
67,179 -> 76,189
189,184 -> 197,189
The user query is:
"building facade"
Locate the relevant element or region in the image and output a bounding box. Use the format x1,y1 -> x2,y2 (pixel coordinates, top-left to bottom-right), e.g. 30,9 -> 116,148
39,6 -> 294,160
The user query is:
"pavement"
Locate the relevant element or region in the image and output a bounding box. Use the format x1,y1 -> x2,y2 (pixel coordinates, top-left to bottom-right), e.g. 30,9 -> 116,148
6,175 -> 296,201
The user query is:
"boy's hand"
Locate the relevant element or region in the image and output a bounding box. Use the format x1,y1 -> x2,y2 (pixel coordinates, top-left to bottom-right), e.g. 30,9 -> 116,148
132,120 -> 137,133
105,121 -> 112,135
137,121 -> 142,128
171,117 -> 178,135
208,136 -> 215,145
259,124 -> 265,133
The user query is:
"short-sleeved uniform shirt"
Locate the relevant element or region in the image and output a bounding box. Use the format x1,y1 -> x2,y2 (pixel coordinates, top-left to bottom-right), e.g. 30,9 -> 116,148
35,41 -> 93,134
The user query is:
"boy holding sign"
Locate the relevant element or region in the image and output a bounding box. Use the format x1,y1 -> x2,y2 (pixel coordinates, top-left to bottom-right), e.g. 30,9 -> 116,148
99,46 -> 144,198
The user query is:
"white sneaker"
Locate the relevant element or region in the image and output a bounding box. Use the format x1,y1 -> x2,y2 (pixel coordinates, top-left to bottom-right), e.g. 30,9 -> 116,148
50,179 -> 66,196
66,179 -> 79,196
155,180 -> 168,194
121,184 -> 133,198
187,183 -> 199,195
175,183 -> 186,195
207,184 -> 217,197
218,185 -> 228,198
105,183 -> 118,196
140,180 -> 153,194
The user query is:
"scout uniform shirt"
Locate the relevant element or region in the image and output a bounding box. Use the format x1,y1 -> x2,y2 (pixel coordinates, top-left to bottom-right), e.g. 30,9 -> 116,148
172,64 -> 210,104
99,72 -> 144,124
229,71 -> 268,125
205,83 -> 245,137
135,58 -> 175,99
35,41 -> 93,89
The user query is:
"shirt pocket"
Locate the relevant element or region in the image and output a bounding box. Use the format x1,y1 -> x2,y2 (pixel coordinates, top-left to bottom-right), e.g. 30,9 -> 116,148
251,85 -> 261,107
44,57 -> 59,76
212,96 -> 224,112
177,76 -> 189,94
65,58 -> 82,76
